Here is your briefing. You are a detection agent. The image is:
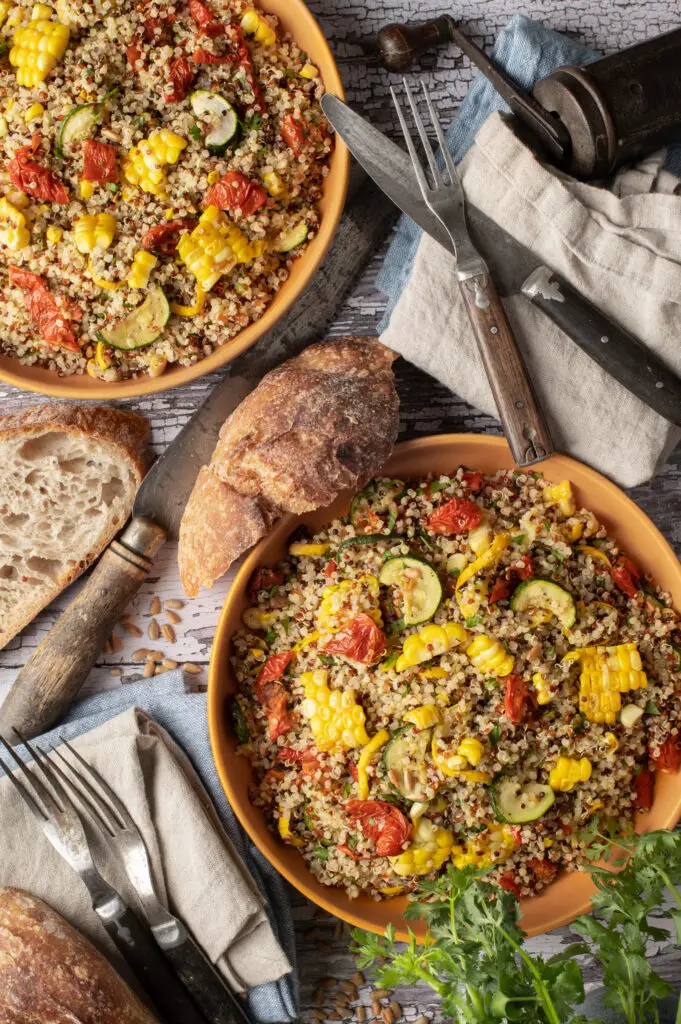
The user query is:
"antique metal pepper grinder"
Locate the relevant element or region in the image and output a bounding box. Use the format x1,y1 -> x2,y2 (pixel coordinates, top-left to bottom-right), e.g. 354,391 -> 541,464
350,15 -> 681,179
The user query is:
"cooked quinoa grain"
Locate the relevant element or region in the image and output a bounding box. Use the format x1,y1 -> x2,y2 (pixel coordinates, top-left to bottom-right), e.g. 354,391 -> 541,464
231,469 -> 681,900
0,0 -> 331,380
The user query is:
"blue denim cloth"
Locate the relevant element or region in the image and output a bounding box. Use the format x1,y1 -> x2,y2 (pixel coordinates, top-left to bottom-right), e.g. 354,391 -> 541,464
376,14 -> 681,326
30,672 -> 297,1024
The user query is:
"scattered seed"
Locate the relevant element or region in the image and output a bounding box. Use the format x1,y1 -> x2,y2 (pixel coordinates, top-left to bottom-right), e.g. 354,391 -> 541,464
162,659 -> 178,670
389,1002 -> 402,1021
371,1001 -> 381,1017
149,618 -> 160,641
327,1014 -> 342,1021
103,640 -> 112,654
147,650 -> 164,663
166,599 -> 185,609
356,1007 -> 366,1022
110,667 -> 122,677
183,662 -> 203,674
111,634 -> 123,652
166,609 -> 182,625
334,1000 -> 349,1011
132,649 -> 150,662
161,623 -> 176,643
416,1016 -> 429,1024
313,989 -> 325,1007
381,1010 -> 394,1024
149,595 -> 161,615
320,978 -> 337,989
120,614 -> 136,626
339,983 -> 356,998
372,991 -> 391,1001
143,661 -> 155,678
122,622 -> 143,637
351,973 -> 365,988
155,665 -> 166,675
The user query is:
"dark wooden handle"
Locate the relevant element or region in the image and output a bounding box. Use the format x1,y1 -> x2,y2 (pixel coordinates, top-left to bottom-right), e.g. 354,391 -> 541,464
163,932 -> 251,1024
459,270 -> 555,466
0,517 -> 166,741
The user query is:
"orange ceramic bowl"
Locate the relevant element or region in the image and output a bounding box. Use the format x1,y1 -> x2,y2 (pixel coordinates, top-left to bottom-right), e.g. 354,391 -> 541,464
208,435 -> 681,938
0,0 -> 349,400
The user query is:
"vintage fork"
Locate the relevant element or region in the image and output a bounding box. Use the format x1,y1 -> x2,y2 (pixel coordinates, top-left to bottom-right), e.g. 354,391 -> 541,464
0,733 -> 207,1024
391,78 -> 554,467
47,738 -> 251,1024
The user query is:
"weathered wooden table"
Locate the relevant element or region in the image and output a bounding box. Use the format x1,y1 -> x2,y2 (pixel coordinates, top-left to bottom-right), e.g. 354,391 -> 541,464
2,0 -> 680,1016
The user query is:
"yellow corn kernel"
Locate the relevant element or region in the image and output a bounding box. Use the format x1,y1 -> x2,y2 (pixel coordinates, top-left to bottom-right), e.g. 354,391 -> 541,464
123,130 -> 187,196
543,479 -> 576,517
0,2 -> 9,27
242,607 -> 276,630
586,799 -> 603,818
175,205 -> 261,291
164,207 -> 175,221
451,824 -> 517,869
94,340 -> 111,370
80,180 -> 95,199
32,3 -> 53,18
563,642 -> 647,724
391,818 -> 454,877
6,5 -> 22,27
603,732 -> 618,754
240,7 -> 276,46
292,631 -> 321,652
73,212 -> 116,254
403,704 -> 440,731
548,756 -> 592,792
395,622 -> 469,674
420,667 -> 448,679
318,575 -> 382,631
356,729 -> 390,799
277,816 -> 304,847
299,63 -> 318,79
456,532 -> 511,592
45,223 -> 62,244
532,672 -> 553,705
576,544 -> 612,567
9,14 -> 69,86
300,669 -> 369,752
457,737 -> 484,766
24,102 -> 44,123
466,634 -> 515,678
543,838 -> 554,848
263,170 -> 286,197
206,169 -> 220,185
289,541 -> 329,557
248,647 -> 266,661
0,196 -> 30,250
147,353 -> 167,378
127,250 -> 157,288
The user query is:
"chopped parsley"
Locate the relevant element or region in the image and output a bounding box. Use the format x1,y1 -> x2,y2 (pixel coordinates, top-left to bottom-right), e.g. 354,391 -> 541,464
318,654 -> 335,666
188,122 -> 203,142
313,846 -> 329,860
645,700 -> 660,716
247,112 -> 262,130
488,725 -> 501,745
263,628 -> 276,645
465,615 -> 481,628
512,534 -> 525,545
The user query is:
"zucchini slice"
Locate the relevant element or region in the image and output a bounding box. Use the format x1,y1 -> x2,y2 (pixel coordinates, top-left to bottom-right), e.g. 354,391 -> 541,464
99,287 -> 170,350
490,776 -> 555,824
350,478 -> 404,535
379,555 -> 442,626
274,221 -> 308,252
383,726 -> 431,802
57,102 -> 99,158
510,578 -> 576,628
190,90 -> 238,154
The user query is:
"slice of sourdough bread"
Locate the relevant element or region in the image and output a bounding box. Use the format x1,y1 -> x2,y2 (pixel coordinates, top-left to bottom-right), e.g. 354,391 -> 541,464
0,404 -> 149,651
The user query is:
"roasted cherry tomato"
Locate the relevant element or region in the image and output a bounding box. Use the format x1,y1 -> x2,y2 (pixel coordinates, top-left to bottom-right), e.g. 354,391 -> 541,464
140,218 -> 198,255
166,56 -> 195,101
503,674 -> 530,725
205,170 -> 267,216
634,769 -> 654,810
280,113 -> 308,153
278,746 -> 320,773
461,470 -> 484,492
82,139 -> 118,183
8,268 -> 79,352
188,0 -> 216,27
527,856 -> 558,881
9,140 -> 68,204
498,872 -> 521,898
323,559 -> 338,579
425,496 -> 482,535
490,556 -> 534,605
611,555 -> 641,599
256,652 -> 292,685
323,613 -> 386,665
247,567 -> 285,604
345,799 -> 411,857
653,736 -> 681,773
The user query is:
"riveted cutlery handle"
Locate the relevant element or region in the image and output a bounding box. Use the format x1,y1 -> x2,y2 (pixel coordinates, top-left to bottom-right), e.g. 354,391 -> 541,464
0,517 -> 167,741
162,932 -> 251,1024
459,270 -> 554,466
102,906 -> 207,1024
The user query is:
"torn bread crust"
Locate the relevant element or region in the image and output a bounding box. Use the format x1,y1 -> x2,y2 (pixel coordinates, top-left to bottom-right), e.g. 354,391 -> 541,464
179,337 -> 399,596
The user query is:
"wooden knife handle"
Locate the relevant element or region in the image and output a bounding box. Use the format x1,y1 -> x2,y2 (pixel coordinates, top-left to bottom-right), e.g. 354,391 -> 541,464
0,518 -> 166,741
459,270 -> 555,466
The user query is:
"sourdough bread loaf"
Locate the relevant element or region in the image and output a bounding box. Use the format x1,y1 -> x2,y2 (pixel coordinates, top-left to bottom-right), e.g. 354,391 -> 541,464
0,888 -> 158,1023
0,404 -> 149,650
179,338 -> 399,596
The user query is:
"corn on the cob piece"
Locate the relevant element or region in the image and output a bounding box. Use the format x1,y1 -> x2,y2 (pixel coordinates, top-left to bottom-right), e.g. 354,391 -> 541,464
127,250 -> 157,288
395,622 -> 469,674
403,704 -> 441,731
563,642 -> 647,724
10,12 -> 69,86
289,541 -> 329,557
176,206 -> 263,291
318,575 -> 382,632
532,672 -> 553,705
543,479 -> 576,517
391,818 -> 454,877
548,755 -> 592,792
240,8 -> 276,45
466,634 -> 515,678
356,729 -> 390,800
451,824 -> 517,869
277,816 -> 304,847
73,212 -> 116,254
457,737 -> 484,766
300,670 -> 369,752
123,129 -> 187,196
0,197 -> 30,250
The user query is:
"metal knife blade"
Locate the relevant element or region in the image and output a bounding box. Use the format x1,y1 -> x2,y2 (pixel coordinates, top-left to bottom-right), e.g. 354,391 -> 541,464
321,95 -> 681,426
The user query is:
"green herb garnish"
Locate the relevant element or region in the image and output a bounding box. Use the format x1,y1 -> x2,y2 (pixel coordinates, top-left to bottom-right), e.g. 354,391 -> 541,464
488,725 -> 501,745
263,628 -> 276,645
645,699 -> 660,715
318,654 -> 335,666
465,615 -> 481,628
189,122 -> 203,142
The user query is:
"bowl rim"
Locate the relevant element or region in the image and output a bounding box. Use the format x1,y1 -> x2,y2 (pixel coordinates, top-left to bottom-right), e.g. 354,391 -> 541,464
208,434 -> 681,938
0,0 -> 350,400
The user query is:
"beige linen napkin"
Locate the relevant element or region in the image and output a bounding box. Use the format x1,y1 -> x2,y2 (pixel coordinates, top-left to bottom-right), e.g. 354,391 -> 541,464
381,111 -> 681,488
0,707 -> 291,992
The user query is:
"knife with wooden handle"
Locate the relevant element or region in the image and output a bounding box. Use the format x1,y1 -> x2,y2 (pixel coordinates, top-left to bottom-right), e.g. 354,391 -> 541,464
321,95 -> 681,427
0,170 -> 399,741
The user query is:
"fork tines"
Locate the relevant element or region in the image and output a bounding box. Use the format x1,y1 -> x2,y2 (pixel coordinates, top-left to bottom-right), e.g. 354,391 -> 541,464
390,77 -> 458,192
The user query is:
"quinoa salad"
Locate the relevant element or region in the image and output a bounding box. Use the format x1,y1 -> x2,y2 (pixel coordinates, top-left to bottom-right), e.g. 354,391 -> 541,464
231,468 -> 681,901
0,0 -> 331,380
